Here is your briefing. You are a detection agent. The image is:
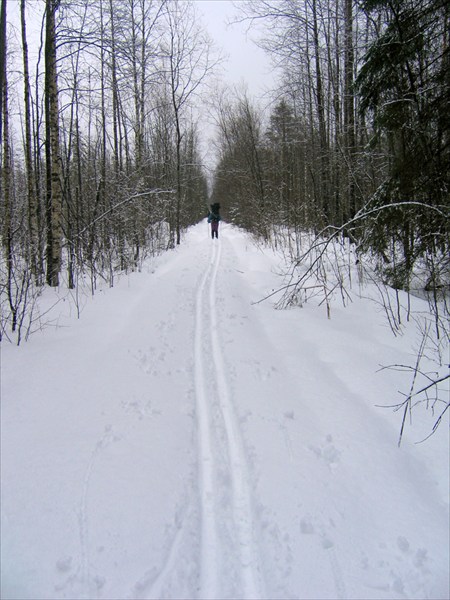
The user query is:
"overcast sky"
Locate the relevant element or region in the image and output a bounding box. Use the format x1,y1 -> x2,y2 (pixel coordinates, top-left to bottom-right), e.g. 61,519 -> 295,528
196,0 -> 276,99
194,1 -> 278,170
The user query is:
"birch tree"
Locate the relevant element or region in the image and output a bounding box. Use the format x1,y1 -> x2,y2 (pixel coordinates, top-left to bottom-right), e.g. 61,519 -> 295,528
45,0 -> 62,287
20,0 -> 40,281
1,0 -> 13,327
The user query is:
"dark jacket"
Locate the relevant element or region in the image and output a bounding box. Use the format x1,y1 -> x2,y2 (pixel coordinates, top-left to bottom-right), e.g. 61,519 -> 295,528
208,211 -> 221,223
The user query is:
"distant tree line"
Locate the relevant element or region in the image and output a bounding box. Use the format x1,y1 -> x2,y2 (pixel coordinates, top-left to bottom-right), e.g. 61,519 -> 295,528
1,0 -> 212,340
211,0 -> 449,295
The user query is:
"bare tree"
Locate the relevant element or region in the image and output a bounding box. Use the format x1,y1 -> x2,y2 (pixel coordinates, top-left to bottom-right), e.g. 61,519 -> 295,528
211,90 -> 268,236
0,0 -> 212,341
21,0 -> 40,282
0,0 -> 6,140
45,0 -> 63,287
1,0 -> 13,328
163,0 -> 214,245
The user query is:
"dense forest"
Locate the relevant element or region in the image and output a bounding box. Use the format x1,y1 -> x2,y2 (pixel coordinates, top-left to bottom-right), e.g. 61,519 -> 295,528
1,0 -> 449,349
213,0 -> 449,287
1,0 -> 211,335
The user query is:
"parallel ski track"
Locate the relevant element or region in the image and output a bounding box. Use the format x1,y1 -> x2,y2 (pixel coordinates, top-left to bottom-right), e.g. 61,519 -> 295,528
194,242 -> 220,597
194,239 -> 263,599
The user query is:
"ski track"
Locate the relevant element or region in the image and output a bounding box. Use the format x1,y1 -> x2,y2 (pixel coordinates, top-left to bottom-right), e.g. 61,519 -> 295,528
131,499 -> 191,600
194,239 -> 264,599
78,426 -> 118,599
194,242 -> 220,597
3,225 -> 449,600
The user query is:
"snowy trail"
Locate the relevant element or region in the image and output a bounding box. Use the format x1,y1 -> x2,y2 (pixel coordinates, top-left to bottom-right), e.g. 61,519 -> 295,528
1,222 -> 449,600
194,240 -> 220,596
194,239 -> 263,599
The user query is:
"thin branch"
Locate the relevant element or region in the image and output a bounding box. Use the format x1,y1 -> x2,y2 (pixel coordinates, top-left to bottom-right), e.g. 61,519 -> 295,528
71,189 -> 175,240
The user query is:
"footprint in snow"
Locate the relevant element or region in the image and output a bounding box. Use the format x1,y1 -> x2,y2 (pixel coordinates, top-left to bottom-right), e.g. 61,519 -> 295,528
308,434 -> 341,468
300,517 -> 315,534
321,536 -> 334,550
397,536 -> 410,553
56,556 -> 72,573
300,517 -> 334,550
253,360 -> 278,381
365,537 -> 431,596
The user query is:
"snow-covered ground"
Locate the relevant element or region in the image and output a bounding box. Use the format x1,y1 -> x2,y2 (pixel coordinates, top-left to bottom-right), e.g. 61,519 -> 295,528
1,222 -> 449,600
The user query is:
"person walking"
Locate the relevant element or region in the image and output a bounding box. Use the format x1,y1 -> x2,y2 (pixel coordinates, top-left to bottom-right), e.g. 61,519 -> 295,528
207,202 -> 221,239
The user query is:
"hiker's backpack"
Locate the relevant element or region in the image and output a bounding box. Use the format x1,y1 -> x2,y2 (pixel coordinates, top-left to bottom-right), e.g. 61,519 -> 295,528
210,202 -> 221,221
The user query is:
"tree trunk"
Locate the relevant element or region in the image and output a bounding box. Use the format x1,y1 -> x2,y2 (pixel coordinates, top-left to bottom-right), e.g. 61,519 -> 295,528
21,0 -> 39,282
344,0 -> 356,220
45,0 -> 62,287
0,0 -> 6,141
1,0 -> 16,331
109,0 -> 120,177
312,0 -> 329,221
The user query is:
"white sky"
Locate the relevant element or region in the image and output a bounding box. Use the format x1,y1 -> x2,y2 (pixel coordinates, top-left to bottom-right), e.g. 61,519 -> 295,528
194,1 -> 278,171
195,0 -> 276,99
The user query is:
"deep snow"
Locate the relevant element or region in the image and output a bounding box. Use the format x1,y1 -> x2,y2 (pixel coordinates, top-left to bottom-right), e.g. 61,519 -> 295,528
1,222 -> 449,600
